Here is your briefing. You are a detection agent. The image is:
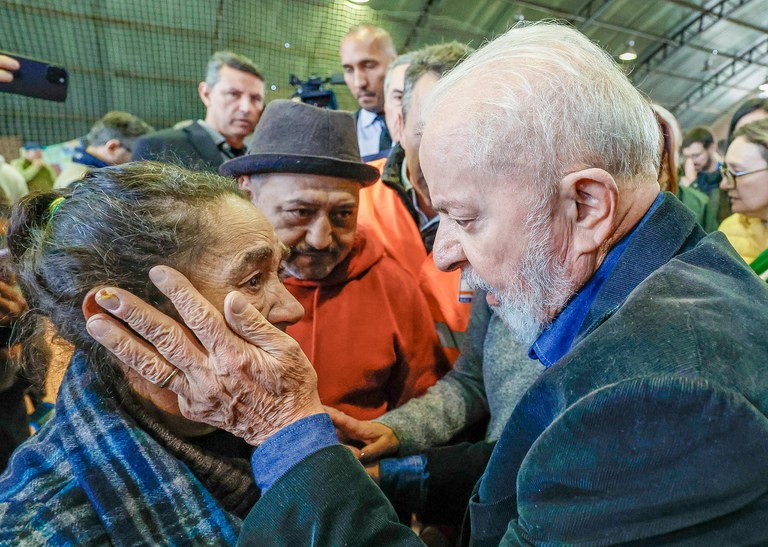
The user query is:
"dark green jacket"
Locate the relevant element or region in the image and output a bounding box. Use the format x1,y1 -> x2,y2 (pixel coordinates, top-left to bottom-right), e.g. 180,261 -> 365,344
240,194 -> 768,546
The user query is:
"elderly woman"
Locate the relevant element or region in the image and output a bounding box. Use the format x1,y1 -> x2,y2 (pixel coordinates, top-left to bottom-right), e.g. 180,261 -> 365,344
0,162 -> 303,544
719,119 -> 768,277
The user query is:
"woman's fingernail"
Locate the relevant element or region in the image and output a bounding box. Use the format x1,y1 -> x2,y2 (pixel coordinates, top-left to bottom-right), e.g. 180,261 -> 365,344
149,267 -> 167,285
87,318 -> 113,339
230,292 -> 248,315
96,289 -> 119,310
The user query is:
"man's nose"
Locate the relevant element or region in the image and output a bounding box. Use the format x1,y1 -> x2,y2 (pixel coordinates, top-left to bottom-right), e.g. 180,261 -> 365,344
305,215 -> 333,250
432,221 -> 465,272
354,69 -> 368,90
237,95 -> 254,115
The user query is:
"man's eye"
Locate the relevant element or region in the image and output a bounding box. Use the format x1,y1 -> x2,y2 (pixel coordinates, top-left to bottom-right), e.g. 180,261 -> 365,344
455,218 -> 474,228
246,273 -> 262,287
287,208 -> 314,219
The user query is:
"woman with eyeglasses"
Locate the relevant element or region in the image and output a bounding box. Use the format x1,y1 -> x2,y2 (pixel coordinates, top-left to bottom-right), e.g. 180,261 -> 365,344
719,118 -> 768,278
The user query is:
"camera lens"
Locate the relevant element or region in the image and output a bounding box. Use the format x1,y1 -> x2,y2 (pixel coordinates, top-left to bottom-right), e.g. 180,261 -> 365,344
46,66 -> 67,85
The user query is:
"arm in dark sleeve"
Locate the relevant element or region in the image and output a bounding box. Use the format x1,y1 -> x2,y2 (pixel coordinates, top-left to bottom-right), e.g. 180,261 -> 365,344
502,376 -> 768,545
239,445 -> 423,546
377,440 -> 496,526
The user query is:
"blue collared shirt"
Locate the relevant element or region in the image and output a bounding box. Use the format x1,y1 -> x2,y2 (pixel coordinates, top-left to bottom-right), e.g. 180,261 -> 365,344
529,192 -> 664,367
72,146 -> 108,169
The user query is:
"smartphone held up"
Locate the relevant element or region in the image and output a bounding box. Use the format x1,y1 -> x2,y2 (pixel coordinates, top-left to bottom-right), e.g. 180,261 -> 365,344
0,51 -> 68,102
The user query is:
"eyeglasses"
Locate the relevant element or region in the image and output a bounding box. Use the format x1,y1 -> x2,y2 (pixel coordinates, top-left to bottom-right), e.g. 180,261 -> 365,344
720,165 -> 768,188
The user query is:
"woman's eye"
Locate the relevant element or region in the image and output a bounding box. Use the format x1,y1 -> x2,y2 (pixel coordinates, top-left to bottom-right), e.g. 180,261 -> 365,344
247,273 -> 262,287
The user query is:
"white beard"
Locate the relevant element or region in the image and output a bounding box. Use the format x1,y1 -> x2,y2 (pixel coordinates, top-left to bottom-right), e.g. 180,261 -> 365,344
462,207 -> 575,346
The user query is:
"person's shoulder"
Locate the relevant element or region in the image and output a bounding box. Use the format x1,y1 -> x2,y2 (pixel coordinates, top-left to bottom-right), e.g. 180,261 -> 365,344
718,212 -> 751,232
513,373 -> 768,544
135,124 -> 189,145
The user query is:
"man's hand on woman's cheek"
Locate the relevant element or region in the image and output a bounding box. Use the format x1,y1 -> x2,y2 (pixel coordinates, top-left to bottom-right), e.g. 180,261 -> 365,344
84,265 -> 325,446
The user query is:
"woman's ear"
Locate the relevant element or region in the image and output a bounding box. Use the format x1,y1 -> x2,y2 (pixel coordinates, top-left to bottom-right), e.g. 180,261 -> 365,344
82,287 -> 103,320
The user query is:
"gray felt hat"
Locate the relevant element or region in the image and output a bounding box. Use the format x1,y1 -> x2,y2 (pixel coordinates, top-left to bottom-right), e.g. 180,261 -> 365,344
219,100 -> 379,186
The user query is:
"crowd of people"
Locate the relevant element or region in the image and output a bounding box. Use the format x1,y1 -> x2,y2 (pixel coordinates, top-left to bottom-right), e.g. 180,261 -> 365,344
0,19 -> 768,545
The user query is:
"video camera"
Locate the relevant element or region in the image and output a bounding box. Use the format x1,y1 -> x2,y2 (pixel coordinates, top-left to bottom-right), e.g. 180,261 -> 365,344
289,74 -> 344,110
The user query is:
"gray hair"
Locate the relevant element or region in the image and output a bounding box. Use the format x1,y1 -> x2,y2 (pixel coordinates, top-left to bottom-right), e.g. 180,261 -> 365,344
422,22 -> 661,197
402,42 -> 473,122
86,111 -> 153,147
205,50 -> 263,87
383,52 -> 415,96
8,162 -> 246,386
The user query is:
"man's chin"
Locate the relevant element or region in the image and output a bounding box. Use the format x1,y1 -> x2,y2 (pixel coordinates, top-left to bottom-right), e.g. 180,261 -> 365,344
358,99 -> 380,112
283,260 -> 337,281
491,300 -> 543,346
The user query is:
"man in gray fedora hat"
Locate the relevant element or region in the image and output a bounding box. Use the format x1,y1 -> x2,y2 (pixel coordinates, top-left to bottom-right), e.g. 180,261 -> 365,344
219,100 -> 447,422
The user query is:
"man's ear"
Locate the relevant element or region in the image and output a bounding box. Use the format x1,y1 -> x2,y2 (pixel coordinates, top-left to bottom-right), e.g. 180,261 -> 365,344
238,175 -> 254,200
104,139 -> 121,153
198,81 -> 211,108
395,112 -> 406,147
559,168 -> 618,256
82,287 -> 103,320
391,111 -> 405,144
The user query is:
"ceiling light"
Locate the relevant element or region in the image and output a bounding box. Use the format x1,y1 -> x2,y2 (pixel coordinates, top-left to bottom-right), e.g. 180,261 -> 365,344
619,40 -> 637,62
759,82 -> 768,92
348,0 -> 370,3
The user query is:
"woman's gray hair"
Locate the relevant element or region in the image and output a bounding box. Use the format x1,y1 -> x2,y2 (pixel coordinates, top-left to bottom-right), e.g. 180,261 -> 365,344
8,162 -> 246,385
422,22 -> 660,201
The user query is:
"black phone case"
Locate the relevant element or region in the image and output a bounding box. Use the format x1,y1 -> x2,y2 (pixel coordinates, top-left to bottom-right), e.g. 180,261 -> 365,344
0,52 -> 68,102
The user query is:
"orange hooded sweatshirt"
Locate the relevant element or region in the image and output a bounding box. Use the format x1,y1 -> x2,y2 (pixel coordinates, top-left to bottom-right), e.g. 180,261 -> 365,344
283,226 -> 449,420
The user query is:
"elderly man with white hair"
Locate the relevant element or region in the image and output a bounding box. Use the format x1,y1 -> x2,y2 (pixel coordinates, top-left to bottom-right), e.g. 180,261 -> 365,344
86,23 -> 768,545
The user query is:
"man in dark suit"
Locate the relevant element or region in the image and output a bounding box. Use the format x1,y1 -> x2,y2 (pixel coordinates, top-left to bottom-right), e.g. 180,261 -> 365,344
341,24 -> 396,161
86,23 -> 768,545
132,51 -> 265,172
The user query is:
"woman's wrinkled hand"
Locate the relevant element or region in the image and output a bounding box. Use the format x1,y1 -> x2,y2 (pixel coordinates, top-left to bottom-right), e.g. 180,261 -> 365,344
85,265 -> 324,446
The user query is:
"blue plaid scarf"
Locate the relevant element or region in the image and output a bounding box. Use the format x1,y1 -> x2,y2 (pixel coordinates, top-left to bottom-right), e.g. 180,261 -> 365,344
0,351 -> 242,545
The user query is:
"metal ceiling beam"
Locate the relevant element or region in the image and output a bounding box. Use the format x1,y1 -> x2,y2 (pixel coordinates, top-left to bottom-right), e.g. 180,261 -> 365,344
672,36 -> 768,115
648,67 -> 757,92
663,0 -> 768,35
632,0 -> 757,82
403,0 -> 440,49
505,0 -> 768,70
576,0 -> 619,31
505,0 -> 690,45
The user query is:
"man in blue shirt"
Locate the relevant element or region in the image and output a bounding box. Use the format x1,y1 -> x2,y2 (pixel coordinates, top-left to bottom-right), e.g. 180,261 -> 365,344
87,23 -> 768,545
